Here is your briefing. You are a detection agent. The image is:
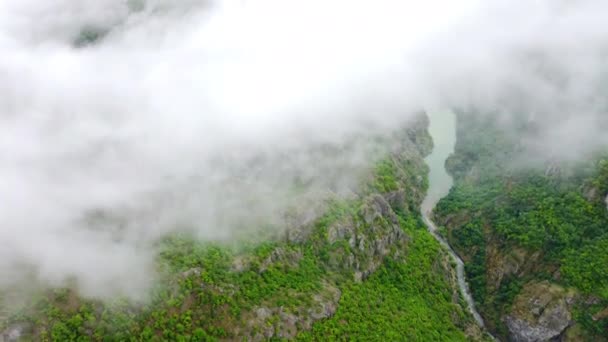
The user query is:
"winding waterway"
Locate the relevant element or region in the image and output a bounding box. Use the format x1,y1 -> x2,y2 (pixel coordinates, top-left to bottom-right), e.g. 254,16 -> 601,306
420,110 -> 488,332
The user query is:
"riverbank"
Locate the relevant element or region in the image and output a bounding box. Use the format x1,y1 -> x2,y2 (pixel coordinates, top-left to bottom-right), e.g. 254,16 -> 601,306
421,110 -> 494,339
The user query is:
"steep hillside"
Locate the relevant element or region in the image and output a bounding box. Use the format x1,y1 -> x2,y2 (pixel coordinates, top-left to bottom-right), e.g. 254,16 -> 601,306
1,116 -> 484,341
434,112 -> 608,341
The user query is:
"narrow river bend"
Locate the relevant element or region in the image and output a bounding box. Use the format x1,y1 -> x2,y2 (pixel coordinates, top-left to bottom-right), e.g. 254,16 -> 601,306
420,110 -> 489,332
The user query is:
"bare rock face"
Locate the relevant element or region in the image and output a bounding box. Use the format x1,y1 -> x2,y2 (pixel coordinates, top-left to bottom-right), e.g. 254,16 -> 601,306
485,245 -> 541,292
581,185 -> 608,207
405,112 -> 434,157
259,248 -> 303,273
326,194 -> 408,281
248,283 -> 341,341
544,162 -> 561,179
582,186 -> 599,202
1,324 -> 27,342
505,282 -> 574,342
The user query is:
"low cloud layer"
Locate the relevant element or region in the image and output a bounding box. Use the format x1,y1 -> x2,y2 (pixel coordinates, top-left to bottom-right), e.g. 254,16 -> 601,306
1,0 -> 607,299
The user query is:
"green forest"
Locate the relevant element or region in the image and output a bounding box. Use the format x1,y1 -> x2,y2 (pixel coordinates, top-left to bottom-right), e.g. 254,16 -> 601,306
434,112 -> 608,339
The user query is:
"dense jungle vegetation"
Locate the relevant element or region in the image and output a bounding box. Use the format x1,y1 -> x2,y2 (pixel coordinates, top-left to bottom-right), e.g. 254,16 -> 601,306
434,111 -> 608,339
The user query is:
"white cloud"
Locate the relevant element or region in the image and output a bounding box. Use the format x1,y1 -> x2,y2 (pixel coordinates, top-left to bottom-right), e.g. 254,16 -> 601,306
1,0 -> 607,299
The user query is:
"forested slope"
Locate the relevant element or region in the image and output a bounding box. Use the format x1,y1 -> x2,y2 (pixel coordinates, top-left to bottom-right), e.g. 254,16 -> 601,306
434,111 -> 608,341
1,116 -> 483,341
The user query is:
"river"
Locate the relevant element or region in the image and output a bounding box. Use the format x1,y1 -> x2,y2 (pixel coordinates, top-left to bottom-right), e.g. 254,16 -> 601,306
420,110 -> 489,332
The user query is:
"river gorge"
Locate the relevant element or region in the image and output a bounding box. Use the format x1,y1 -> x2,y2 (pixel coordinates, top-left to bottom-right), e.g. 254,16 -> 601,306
421,110 -> 493,338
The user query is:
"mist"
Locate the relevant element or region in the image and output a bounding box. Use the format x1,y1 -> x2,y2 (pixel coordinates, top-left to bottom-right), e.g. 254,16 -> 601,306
1,0 -> 608,300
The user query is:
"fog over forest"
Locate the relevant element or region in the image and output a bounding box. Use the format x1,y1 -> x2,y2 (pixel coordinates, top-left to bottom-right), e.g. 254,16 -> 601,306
1,0 -> 607,299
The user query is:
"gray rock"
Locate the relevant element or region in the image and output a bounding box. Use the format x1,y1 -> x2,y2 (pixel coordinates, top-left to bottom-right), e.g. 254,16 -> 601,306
1,324 -> 26,342
231,256 -> 248,272
505,313 -> 570,342
327,222 -> 354,245
180,268 -> 201,278
259,248 -> 303,272
505,282 -> 573,342
544,162 -> 561,178
248,283 -> 341,340
363,194 -> 398,225
309,285 -> 341,320
582,186 -> 598,201
255,307 -> 272,320
286,227 -> 309,244
384,190 -> 406,213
